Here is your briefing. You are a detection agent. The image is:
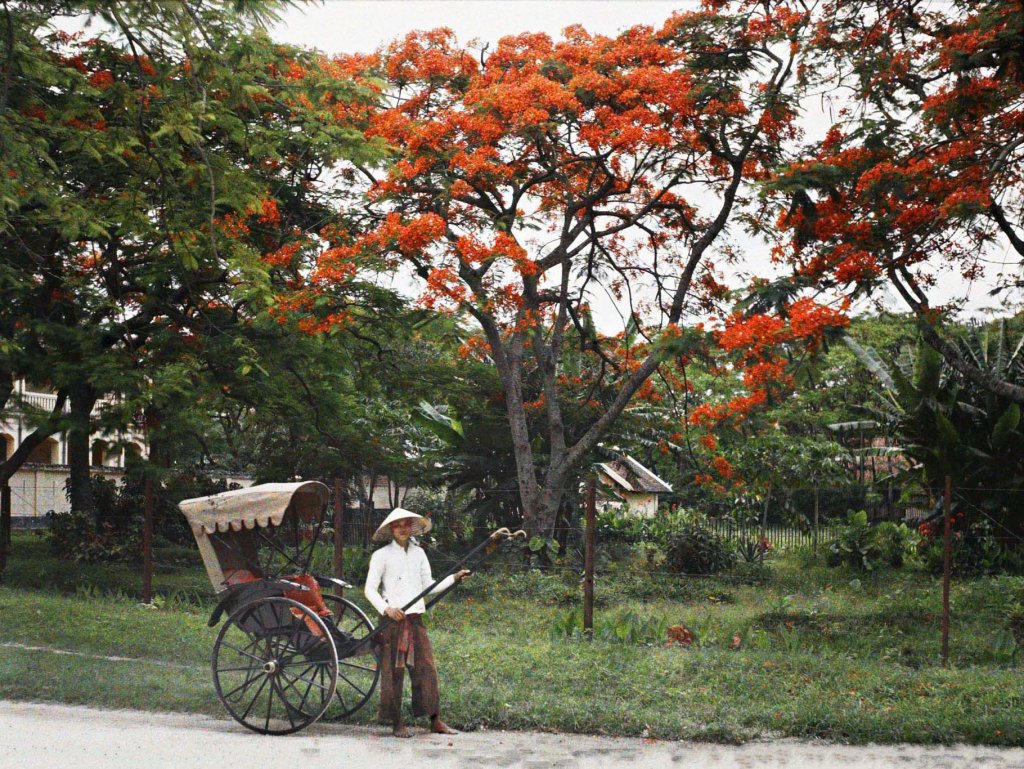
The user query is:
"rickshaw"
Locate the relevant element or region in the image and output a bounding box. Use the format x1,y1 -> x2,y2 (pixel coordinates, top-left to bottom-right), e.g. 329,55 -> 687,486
180,481 -> 524,736
180,481 -> 378,735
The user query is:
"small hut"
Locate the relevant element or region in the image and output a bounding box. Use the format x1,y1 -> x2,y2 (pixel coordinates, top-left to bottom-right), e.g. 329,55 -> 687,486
595,455 -> 673,517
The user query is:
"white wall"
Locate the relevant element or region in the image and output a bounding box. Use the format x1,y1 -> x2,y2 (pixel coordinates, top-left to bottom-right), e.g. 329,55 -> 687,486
8,465 -> 126,518
595,491 -> 659,518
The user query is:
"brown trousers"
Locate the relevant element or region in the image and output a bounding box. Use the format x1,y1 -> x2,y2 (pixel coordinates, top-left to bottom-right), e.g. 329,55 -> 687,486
373,614 -> 440,723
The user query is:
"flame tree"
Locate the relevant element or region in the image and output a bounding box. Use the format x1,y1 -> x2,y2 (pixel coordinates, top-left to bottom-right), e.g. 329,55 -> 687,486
292,4 -> 853,536
767,0 -> 1024,401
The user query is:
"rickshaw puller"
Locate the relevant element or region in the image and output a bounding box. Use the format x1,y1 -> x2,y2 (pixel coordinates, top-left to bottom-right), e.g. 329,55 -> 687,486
364,508 -> 471,738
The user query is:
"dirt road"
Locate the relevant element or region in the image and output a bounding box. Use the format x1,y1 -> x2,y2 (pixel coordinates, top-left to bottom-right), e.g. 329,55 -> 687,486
2,700 -> 1023,769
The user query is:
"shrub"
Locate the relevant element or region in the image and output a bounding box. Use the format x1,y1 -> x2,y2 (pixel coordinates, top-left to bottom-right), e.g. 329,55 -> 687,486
872,521 -> 917,568
44,470 -> 241,562
826,511 -> 916,571
45,508 -> 142,563
736,536 -> 773,564
595,508 -> 649,548
596,507 -> 702,549
919,517 -> 1004,576
731,560 -> 771,584
1000,546 -> 1024,576
630,541 -> 666,569
664,524 -> 736,575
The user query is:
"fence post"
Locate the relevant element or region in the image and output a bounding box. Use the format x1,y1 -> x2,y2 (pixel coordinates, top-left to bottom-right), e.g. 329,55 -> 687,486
0,483 -> 11,577
583,476 -> 596,640
142,476 -> 154,604
333,478 -> 345,583
941,476 -> 952,667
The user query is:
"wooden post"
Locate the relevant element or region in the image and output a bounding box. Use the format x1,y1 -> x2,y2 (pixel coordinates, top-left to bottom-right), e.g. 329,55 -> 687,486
0,484 -> 11,577
142,476 -> 155,604
941,476 -> 952,667
583,476 -> 596,640
333,478 -> 345,583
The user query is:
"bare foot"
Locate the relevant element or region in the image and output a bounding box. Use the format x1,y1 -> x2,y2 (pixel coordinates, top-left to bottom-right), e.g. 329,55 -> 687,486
392,725 -> 412,738
430,717 -> 458,735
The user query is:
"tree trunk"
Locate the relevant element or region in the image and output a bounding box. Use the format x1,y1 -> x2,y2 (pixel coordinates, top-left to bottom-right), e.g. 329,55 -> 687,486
353,471 -> 377,548
0,484 -> 11,579
761,485 -> 772,536
813,486 -> 820,553
530,460 -> 572,541
68,384 -> 97,515
553,495 -> 572,556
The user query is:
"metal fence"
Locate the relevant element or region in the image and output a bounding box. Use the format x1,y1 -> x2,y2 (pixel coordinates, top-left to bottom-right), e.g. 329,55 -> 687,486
702,519 -> 843,550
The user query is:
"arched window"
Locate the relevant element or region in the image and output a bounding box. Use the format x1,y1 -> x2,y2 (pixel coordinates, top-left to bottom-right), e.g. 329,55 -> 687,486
1,433 -> 13,460
27,437 -> 59,465
91,440 -> 108,467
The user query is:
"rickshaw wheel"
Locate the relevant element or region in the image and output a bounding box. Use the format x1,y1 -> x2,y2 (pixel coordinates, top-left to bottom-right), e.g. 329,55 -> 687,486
213,596 -> 338,735
319,594 -> 380,721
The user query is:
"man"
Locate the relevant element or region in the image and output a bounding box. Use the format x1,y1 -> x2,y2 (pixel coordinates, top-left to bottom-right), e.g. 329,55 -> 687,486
364,507 -> 471,738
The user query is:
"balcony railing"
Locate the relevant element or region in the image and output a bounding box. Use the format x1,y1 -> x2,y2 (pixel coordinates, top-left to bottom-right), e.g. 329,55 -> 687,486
12,391 -> 144,436
19,392 -> 70,413
17,391 -> 109,416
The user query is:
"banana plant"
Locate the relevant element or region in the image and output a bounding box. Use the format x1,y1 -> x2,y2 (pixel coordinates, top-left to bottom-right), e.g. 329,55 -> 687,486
844,320 -> 1024,531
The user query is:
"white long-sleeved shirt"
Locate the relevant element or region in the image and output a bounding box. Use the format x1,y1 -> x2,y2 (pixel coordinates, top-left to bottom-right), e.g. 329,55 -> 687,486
364,540 -> 456,616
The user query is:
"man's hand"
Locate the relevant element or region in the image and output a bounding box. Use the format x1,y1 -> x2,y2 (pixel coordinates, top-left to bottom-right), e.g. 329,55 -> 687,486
384,607 -> 405,621
455,569 -> 472,583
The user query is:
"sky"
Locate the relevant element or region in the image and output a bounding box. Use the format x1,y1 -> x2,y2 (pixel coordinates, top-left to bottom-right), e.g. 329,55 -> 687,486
266,1 -> 1015,329
270,1 -> 685,56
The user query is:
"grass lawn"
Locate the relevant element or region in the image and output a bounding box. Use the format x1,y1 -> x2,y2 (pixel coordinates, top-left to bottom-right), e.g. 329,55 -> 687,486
1,532 -> 1023,744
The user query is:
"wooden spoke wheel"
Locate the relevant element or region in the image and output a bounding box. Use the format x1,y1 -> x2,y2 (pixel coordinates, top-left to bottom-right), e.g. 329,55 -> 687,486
319,594 -> 380,721
213,596 -> 338,735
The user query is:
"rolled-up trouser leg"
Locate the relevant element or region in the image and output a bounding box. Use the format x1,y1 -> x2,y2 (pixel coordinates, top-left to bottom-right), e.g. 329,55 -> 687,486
374,615 -> 440,722
407,616 -> 439,718
375,622 -> 404,724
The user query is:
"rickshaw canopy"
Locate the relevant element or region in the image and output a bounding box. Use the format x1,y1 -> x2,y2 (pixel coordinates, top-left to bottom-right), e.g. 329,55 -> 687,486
180,481 -> 331,591
180,481 -> 330,535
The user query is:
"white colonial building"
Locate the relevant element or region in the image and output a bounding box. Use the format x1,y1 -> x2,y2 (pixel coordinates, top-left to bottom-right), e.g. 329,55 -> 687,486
1,381 -> 148,522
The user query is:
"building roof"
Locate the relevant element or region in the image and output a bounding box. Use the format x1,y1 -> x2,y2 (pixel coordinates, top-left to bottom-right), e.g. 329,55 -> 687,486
596,455 -> 673,495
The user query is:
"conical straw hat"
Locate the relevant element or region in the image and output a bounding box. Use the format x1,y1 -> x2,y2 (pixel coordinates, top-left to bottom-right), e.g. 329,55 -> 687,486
372,507 -> 432,542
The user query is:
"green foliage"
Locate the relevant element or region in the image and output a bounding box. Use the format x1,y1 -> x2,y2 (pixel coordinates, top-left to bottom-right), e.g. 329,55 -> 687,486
0,0 -> 389,514
826,511 -> 917,570
1005,585 -> 1024,661
596,507 -> 701,548
42,471 -> 240,563
527,536 -> 561,562
550,608 -> 669,645
494,570 -> 579,606
665,524 -> 736,575
404,487 -> 479,549
871,521 -> 918,568
44,508 -> 141,564
736,536 -> 772,564
6,536 -> 1024,744
919,518 -> 1006,577
847,323 -> 1024,534
595,507 -> 650,547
